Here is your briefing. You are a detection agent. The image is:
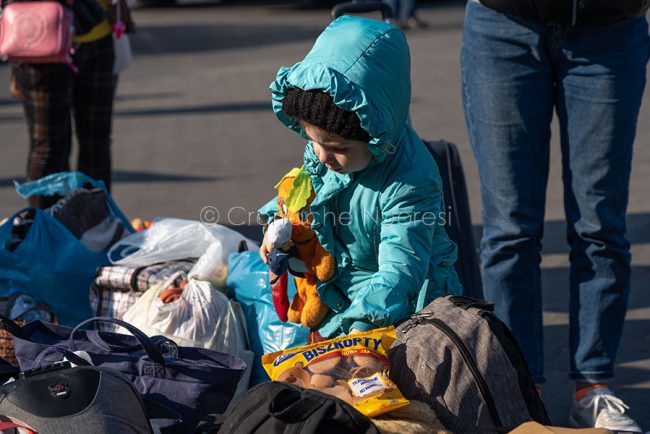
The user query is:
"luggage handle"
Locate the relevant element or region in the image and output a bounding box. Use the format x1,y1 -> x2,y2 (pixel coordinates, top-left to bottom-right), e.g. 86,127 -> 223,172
85,329 -> 162,355
447,295 -> 494,311
32,345 -> 92,369
68,317 -> 167,364
331,1 -> 394,20
85,329 -> 180,357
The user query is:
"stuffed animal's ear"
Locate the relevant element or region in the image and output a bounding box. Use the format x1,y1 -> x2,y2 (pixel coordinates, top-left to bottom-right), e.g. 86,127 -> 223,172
286,169 -> 312,213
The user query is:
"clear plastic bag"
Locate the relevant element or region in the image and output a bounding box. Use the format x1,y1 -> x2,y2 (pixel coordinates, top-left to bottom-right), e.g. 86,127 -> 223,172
122,272 -> 254,396
107,218 -> 257,286
187,242 -> 226,283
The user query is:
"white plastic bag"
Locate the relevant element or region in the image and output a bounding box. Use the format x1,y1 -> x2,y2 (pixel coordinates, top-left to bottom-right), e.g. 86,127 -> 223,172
122,273 -> 253,396
112,0 -> 133,75
113,33 -> 132,75
187,241 -> 226,283
107,218 -> 257,286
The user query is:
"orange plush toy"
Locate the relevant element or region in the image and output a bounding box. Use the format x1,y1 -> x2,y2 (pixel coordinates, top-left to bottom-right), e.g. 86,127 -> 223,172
265,167 -> 336,329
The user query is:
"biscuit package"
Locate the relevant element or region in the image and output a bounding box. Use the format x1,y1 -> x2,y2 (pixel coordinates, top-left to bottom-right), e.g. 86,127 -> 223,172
262,326 -> 409,417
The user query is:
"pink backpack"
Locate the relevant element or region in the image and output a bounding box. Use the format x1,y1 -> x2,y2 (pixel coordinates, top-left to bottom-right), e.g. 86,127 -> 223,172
0,1 -> 75,66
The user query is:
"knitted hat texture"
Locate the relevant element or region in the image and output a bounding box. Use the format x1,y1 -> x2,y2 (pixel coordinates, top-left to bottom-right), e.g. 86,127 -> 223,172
282,88 -> 370,142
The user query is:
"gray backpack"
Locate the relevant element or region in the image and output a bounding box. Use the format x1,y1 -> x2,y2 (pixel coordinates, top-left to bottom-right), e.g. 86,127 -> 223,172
388,296 -> 550,433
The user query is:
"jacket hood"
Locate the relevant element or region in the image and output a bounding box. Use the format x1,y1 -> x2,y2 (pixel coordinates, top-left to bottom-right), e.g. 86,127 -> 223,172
270,15 -> 411,163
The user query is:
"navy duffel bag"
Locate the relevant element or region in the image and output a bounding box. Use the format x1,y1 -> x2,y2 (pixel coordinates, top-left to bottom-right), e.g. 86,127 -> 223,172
4,316 -> 247,433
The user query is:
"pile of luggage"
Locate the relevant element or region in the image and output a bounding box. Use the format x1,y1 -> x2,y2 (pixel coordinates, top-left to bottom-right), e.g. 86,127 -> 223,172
0,172 -> 605,434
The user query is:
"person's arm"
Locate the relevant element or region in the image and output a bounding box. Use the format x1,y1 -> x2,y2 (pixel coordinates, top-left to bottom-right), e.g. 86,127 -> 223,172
339,174 -> 440,333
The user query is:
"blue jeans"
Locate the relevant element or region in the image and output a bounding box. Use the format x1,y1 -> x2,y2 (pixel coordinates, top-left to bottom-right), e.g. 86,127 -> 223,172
384,0 -> 415,22
461,0 -> 649,383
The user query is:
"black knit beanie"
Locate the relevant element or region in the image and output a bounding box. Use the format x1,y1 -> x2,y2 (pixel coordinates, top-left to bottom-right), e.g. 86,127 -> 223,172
282,88 -> 370,143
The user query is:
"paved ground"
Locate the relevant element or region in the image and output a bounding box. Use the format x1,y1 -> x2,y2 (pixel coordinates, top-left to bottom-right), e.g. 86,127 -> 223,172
1,1 -> 649,428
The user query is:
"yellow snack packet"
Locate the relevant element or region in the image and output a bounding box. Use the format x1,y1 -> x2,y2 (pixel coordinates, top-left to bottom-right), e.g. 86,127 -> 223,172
262,326 -> 409,418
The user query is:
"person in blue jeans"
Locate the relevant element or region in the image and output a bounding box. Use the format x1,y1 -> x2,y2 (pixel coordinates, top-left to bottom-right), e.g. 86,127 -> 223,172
461,0 -> 649,431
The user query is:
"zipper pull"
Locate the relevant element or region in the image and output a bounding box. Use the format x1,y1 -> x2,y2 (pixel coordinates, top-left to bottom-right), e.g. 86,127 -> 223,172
401,311 -> 434,333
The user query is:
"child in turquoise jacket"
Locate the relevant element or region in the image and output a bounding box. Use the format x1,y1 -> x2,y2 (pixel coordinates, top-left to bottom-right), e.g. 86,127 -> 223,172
259,15 -> 462,339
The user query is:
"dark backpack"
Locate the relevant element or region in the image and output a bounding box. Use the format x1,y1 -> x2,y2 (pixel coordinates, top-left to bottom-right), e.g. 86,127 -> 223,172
0,364 -> 158,434
199,381 -> 380,434
388,295 -> 550,433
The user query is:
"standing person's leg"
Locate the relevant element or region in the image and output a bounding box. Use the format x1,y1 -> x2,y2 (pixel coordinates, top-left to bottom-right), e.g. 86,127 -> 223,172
383,0 -> 399,21
399,0 -> 413,23
555,17 -> 648,430
461,1 -> 554,384
403,0 -> 428,29
73,36 -> 116,192
12,63 -> 74,208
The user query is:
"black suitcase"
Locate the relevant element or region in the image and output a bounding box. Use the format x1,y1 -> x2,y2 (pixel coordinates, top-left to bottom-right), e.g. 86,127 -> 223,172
425,140 -> 482,299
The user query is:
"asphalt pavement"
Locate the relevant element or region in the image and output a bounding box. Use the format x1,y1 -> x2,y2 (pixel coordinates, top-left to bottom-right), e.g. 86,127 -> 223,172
0,1 -> 648,428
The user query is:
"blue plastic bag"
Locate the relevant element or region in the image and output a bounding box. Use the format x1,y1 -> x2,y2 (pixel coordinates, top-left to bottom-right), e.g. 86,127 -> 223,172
1,172 -> 133,325
226,251 -> 309,384
0,208 -> 107,325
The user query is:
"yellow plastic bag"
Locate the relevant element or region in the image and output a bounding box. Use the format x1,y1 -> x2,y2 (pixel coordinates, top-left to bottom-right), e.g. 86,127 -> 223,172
262,326 -> 409,417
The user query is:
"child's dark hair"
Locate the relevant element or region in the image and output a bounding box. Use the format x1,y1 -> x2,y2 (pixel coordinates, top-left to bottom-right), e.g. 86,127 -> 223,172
282,88 -> 370,143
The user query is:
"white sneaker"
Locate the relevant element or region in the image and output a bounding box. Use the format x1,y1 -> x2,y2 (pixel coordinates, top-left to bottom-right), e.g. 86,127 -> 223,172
568,388 -> 642,432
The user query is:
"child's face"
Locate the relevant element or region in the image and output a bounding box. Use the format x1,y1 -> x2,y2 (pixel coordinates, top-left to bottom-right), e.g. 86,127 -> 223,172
301,121 -> 373,174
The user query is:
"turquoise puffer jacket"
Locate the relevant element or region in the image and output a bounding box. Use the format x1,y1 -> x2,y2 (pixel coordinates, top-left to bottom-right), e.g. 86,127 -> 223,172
260,15 -> 462,338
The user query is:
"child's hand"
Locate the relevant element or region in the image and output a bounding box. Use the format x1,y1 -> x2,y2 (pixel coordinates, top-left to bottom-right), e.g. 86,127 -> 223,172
259,241 -> 269,264
349,328 -> 363,335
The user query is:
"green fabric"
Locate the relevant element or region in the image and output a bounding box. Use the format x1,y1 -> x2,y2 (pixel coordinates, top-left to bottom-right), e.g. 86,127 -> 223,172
260,16 -> 462,338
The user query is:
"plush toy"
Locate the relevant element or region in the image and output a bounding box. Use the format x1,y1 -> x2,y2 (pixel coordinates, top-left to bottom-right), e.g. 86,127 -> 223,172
264,167 -> 336,329
265,218 -> 295,322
